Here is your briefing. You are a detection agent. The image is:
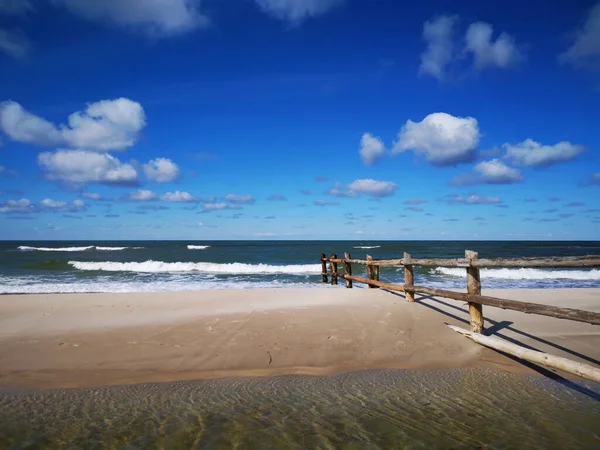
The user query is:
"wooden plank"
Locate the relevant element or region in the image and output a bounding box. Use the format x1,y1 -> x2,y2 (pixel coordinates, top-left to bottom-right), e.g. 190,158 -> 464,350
466,250 -> 484,334
320,253 -> 328,283
330,253 -> 338,286
366,255 -> 376,289
404,285 -> 600,325
342,259 -> 403,266
337,273 -> 405,292
344,252 -> 353,289
447,324 -> 600,383
393,256 -> 600,268
403,252 -> 414,302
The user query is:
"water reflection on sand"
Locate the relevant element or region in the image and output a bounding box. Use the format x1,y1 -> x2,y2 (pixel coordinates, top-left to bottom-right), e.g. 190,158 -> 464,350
1,367 -> 599,449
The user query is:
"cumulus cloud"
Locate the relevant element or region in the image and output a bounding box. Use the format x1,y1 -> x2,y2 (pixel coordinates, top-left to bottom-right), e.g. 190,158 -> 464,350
559,2 -> 600,69
503,139 -> 584,167
143,158 -> 180,183
126,189 -> 156,201
255,0 -> 344,24
223,194 -> 255,205
450,159 -> 524,185
160,191 -> 196,202
419,15 -> 457,80
347,179 -> 398,198
38,150 -> 139,187
419,15 -> 524,79
359,133 -> 386,166
81,192 -> 102,200
0,198 -> 33,213
54,0 -> 209,36
465,22 -> 524,70
393,112 -> 480,166
326,182 -> 357,198
40,198 -> 85,212
0,98 -> 145,151
448,194 -> 501,205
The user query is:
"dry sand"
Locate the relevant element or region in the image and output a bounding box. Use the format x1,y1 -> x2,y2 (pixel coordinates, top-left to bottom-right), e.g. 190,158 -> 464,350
0,288 -> 598,388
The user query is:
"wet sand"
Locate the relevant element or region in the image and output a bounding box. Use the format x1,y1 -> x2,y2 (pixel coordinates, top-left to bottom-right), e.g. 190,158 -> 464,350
0,288 -> 598,388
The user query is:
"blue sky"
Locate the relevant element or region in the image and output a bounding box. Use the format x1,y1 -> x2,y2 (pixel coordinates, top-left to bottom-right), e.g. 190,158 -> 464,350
0,0 -> 599,240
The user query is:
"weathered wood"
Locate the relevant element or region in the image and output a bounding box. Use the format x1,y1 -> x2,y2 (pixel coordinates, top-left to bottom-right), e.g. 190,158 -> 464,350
344,252 -> 353,289
383,255 -> 600,268
337,273 -> 405,292
403,285 -> 600,325
447,324 -> 600,383
330,253 -> 338,286
320,253 -> 328,283
342,258 -> 403,266
403,252 -> 415,302
366,255 -> 376,288
374,265 -> 380,282
466,250 -> 484,334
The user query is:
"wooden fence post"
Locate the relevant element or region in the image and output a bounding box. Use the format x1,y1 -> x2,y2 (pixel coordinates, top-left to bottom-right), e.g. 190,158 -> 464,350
366,254 -> 375,288
321,253 -> 328,283
403,252 -> 414,302
344,252 -> 353,288
331,253 -> 338,285
465,250 -> 484,334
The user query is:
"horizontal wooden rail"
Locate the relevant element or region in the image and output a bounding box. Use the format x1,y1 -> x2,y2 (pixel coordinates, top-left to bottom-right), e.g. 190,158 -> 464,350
323,255 -> 600,268
334,273 -> 405,292
404,285 -> 600,325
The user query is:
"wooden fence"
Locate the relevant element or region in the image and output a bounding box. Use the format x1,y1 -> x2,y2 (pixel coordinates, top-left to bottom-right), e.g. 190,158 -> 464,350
320,250 -> 600,382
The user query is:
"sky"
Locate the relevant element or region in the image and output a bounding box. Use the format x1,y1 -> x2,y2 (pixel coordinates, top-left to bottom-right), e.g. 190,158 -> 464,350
0,0 -> 599,241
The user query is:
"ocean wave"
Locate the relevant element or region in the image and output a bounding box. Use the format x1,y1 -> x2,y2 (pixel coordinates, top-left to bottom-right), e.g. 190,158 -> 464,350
432,267 -> 600,281
18,245 -> 95,252
68,260 -> 321,275
187,245 -> 210,250
353,246 -> 381,249
18,245 -> 142,252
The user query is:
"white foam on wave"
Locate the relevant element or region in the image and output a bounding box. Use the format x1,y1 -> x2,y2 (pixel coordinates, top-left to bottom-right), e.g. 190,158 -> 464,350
69,260 -> 322,274
18,245 -> 94,252
0,277 -> 326,294
18,245 -> 142,252
187,245 -> 210,250
432,267 -> 600,281
353,245 -> 381,249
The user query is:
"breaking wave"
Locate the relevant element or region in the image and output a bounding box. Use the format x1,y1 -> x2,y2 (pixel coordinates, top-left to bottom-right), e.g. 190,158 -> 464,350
187,245 -> 210,250
353,246 -> 381,249
68,260 -> 321,275
432,267 -> 600,281
18,246 -> 142,252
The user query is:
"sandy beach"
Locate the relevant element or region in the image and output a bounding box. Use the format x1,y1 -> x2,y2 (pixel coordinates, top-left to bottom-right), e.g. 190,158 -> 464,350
0,288 -> 598,389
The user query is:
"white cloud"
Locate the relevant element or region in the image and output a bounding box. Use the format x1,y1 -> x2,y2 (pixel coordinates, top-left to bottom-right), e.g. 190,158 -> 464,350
160,191 -> 196,202
465,22 -> 523,70
393,112 -> 480,165
314,200 -> 340,206
81,192 -> 102,200
559,2 -> 600,69
255,0 -> 344,23
347,179 -> 398,198
127,189 -> 156,201
40,198 -> 85,212
326,182 -> 357,198
0,98 -> 145,151
143,158 -> 180,183
449,194 -> 501,205
359,133 -> 386,166
223,194 -> 255,205
55,0 -> 209,36
0,198 -> 33,213
0,28 -> 29,58
201,202 -> 241,211
0,101 -> 63,145
419,15 -> 457,80
38,150 -> 139,187
503,139 -> 584,167
450,159 -> 524,185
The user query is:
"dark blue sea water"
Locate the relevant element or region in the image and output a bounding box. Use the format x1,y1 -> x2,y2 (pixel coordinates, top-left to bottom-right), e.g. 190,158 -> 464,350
1,240 -> 599,293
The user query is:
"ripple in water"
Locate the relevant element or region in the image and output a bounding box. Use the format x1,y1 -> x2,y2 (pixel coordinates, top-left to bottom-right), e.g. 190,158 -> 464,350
0,367 -> 599,449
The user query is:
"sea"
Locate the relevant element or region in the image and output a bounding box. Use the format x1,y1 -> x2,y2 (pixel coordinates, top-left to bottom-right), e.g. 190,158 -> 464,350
1,240 -> 599,294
